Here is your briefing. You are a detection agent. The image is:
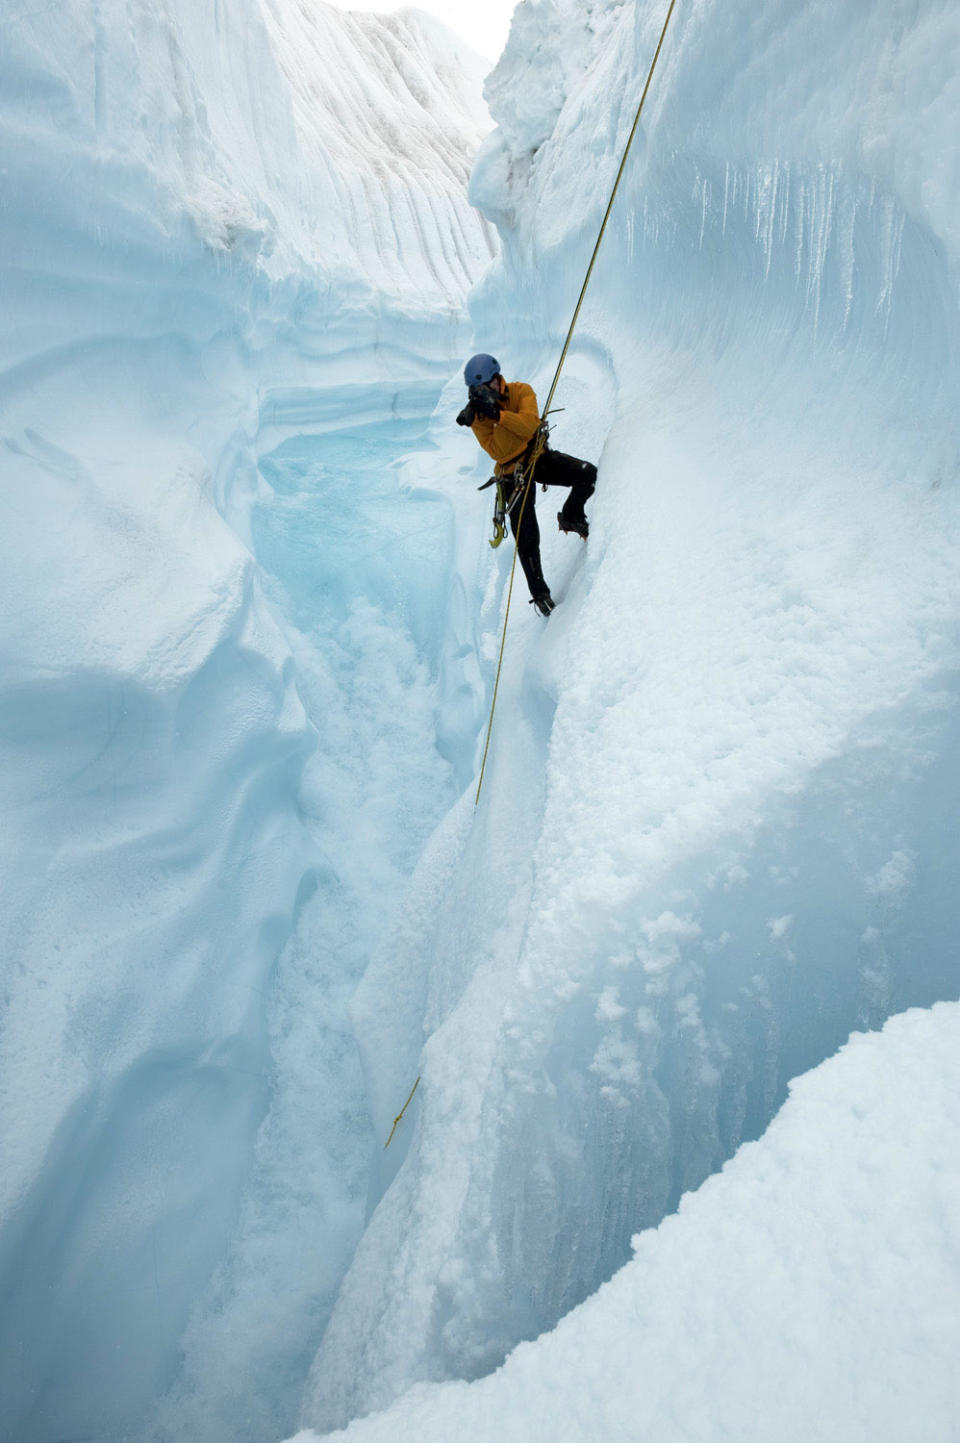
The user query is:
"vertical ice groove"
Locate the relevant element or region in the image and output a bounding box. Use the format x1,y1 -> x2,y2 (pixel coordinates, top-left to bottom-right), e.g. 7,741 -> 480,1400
804,164 -> 837,336
793,176 -> 807,286
876,195 -> 906,330
91,0 -> 106,134
777,162 -> 791,250
753,163 -> 768,252
764,160 -> 779,278
838,190 -> 856,332
698,173 -> 710,250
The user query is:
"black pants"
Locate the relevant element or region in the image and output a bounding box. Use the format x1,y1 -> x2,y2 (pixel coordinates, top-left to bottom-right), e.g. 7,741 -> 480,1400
507,447 -> 596,599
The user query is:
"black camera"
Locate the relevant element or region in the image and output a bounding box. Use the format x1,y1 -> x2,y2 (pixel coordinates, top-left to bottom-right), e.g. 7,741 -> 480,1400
468,383 -> 501,421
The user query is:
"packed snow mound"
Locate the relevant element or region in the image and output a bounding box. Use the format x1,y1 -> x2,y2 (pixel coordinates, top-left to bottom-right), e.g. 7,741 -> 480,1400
293,1002 -> 960,1443
299,0 -> 960,1430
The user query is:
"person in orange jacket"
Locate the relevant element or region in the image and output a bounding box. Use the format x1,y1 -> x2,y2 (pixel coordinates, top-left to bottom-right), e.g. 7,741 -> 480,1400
457,353 -> 596,616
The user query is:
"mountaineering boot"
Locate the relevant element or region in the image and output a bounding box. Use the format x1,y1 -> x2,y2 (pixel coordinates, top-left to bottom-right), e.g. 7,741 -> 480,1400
530,591 -> 555,617
557,510 -> 588,540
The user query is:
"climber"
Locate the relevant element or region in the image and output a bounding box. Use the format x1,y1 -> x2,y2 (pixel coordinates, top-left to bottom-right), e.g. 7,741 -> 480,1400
456,353 -> 597,616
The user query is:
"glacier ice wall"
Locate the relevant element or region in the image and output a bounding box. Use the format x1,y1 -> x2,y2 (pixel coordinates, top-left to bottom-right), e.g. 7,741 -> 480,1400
0,4 -> 493,1441
301,0 -> 960,1430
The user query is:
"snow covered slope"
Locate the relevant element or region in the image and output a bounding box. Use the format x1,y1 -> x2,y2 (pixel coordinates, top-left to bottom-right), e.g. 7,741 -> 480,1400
297,0 -> 960,1432
294,1002 -> 960,1443
0,5 -> 492,1442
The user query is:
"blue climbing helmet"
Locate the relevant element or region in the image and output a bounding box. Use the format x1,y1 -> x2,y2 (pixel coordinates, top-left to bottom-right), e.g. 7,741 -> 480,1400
463,353 -> 500,386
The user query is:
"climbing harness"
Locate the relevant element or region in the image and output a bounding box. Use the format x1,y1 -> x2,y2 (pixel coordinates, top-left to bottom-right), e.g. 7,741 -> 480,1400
384,1074 -> 420,1149
474,0 -> 678,807
480,448 -> 548,548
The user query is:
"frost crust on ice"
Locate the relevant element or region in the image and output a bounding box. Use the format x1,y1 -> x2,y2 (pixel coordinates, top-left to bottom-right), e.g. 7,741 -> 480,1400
293,1003 -> 960,1443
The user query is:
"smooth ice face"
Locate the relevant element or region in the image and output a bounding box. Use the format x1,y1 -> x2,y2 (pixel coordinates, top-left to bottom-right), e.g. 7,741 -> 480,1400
299,0 -> 960,1432
0,3 -> 492,1441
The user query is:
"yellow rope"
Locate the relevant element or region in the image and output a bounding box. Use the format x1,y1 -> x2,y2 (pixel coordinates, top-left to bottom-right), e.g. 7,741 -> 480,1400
473,470 -> 535,806
474,0 -> 678,807
384,1074 -> 420,1149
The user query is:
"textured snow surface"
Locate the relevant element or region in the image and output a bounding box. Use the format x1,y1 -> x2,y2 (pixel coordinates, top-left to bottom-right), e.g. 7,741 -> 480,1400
293,1002 -> 960,1443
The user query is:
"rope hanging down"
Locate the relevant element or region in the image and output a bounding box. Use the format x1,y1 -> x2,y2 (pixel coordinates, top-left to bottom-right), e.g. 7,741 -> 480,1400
384,1074 -> 420,1148
386,4 -> 679,1148
474,0 -> 678,808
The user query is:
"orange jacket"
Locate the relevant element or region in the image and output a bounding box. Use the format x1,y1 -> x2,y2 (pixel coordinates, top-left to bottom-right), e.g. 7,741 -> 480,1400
471,381 -> 541,477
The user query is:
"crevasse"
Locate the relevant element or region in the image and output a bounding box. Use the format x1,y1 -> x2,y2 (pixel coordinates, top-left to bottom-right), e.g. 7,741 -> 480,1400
2,1 -> 960,1442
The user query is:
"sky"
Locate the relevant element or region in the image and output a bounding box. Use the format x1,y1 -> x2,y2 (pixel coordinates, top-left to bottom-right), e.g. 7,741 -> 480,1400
321,0 -> 517,63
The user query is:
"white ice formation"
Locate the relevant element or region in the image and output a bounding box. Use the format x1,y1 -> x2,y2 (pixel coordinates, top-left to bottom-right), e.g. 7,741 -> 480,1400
0,4 -> 491,1441
2,1 -> 959,1442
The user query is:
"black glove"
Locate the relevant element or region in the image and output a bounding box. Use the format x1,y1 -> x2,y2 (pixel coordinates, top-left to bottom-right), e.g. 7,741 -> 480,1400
456,402 -> 476,427
469,383 -> 501,421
